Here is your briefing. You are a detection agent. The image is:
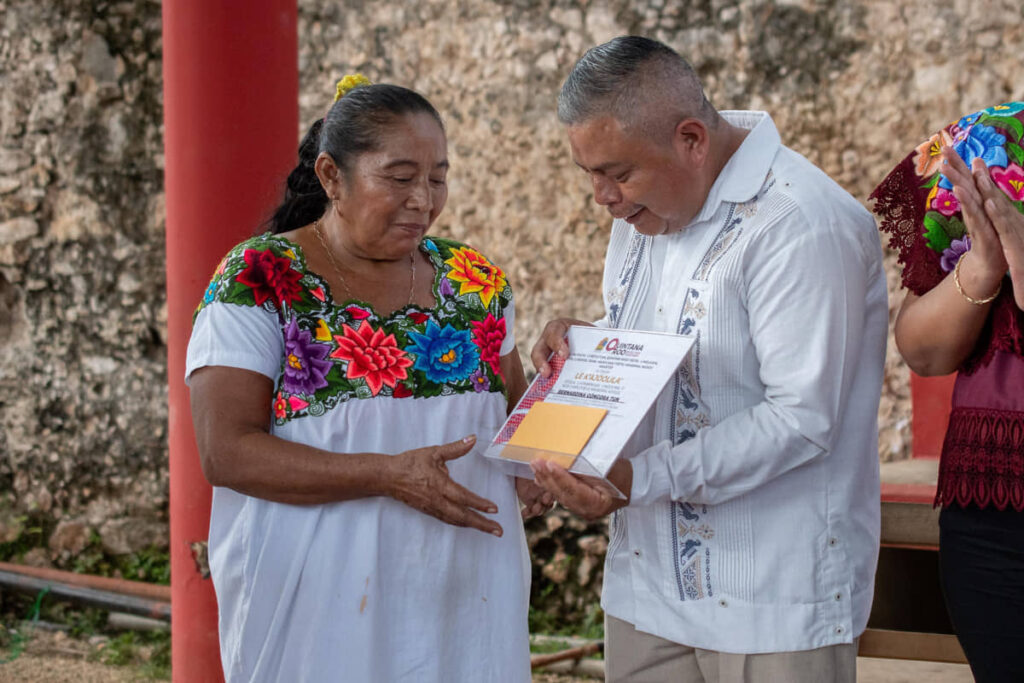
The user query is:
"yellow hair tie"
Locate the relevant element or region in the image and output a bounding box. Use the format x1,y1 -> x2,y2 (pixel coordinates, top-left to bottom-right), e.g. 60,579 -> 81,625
334,73 -> 372,102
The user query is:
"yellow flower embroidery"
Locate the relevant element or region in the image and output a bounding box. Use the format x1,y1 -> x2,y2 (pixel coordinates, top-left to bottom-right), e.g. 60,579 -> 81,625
444,247 -> 507,309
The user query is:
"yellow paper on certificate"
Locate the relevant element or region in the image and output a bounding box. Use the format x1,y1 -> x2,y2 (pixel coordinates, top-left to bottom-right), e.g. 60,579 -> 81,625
506,401 -> 607,455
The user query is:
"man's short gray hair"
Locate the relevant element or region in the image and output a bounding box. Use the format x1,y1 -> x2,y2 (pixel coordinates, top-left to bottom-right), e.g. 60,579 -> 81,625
558,36 -> 715,137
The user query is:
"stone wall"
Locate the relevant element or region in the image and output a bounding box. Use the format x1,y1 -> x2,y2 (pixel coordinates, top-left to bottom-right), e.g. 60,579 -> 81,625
1,0 -> 1021,612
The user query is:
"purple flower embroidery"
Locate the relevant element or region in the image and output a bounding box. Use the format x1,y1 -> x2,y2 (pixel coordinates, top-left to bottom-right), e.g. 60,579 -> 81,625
282,317 -> 332,395
439,277 -> 455,297
940,235 -> 971,273
469,368 -> 490,393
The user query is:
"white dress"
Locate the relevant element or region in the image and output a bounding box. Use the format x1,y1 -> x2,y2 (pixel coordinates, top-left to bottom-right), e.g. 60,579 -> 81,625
186,233 -> 531,682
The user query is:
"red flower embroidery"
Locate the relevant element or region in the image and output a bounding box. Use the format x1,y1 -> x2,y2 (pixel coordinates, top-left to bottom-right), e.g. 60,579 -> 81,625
273,393 -> 287,419
330,321 -> 413,396
471,314 -> 506,377
407,311 -> 429,324
236,248 -> 303,308
345,305 -> 372,320
392,383 -> 413,398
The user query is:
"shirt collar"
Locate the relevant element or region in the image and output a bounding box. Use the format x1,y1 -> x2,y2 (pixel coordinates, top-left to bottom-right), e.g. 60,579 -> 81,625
690,111 -> 781,225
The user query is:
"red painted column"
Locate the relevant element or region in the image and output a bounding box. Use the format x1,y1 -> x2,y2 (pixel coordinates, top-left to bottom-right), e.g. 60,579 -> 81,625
162,2 -> 297,680
910,372 -> 957,459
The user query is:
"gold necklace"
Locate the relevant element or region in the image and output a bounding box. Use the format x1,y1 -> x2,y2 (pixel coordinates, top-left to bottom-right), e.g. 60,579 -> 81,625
313,219 -> 416,306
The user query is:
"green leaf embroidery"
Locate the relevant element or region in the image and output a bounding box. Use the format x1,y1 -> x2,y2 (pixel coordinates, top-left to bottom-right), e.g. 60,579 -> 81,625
920,174 -> 941,190
1008,142 -> 1024,167
922,212 -> 965,253
979,115 -> 1024,142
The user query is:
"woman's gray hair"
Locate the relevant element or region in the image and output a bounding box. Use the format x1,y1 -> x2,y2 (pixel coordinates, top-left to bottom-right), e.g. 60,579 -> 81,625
558,36 -> 714,136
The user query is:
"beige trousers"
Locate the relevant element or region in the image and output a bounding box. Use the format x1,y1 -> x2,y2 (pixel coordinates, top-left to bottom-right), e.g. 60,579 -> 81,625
605,614 -> 857,683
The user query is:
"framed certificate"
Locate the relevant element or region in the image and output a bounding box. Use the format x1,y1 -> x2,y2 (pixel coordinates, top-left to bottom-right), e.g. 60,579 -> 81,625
484,325 -> 694,496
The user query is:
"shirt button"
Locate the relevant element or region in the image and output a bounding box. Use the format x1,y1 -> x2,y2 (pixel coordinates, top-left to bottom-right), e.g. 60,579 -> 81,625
718,599 -> 728,607
835,625 -> 845,635
656,306 -> 664,314
834,592 -> 842,601
828,537 -> 838,547
634,549 -> 641,557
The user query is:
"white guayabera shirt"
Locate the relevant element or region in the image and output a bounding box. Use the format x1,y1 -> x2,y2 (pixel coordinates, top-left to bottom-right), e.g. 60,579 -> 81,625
598,111 -> 888,654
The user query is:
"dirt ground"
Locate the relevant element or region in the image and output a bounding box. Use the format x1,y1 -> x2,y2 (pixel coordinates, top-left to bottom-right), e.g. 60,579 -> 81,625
0,631 -> 135,683
0,632 -> 975,682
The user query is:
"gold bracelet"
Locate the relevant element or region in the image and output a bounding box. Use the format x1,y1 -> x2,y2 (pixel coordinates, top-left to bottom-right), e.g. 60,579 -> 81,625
953,255 -> 1002,305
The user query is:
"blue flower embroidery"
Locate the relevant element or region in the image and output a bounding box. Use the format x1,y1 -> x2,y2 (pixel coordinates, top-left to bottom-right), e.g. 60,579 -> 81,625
940,123 -> 1008,189
982,102 -> 1024,118
405,321 -> 480,384
423,239 -> 438,253
955,110 -> 983,130
202,281 -> 217,304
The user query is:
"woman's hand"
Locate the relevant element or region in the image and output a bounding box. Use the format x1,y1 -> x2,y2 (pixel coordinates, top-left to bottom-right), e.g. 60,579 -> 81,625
388,436 -> 504,536
516,477 -> 555,519
972,158 -> 1024,309
941,148 -> 1007,299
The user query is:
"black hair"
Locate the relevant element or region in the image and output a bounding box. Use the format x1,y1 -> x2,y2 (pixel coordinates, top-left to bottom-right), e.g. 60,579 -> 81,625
268,84 -> 444,234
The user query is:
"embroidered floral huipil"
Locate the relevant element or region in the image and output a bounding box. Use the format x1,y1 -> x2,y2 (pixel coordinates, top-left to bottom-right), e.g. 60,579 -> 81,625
871,102 -> 1024,512
186,234 -> 530,682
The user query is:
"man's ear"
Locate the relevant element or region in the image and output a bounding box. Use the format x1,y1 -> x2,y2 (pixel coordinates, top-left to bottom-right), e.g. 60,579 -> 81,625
314,152 -> 342,197
672,118 -> 710,168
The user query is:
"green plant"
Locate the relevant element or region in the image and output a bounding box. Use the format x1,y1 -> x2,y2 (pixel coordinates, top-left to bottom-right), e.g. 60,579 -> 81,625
119,547 -> 170,585
0,587 -> 48,663
92,630 -> 171,680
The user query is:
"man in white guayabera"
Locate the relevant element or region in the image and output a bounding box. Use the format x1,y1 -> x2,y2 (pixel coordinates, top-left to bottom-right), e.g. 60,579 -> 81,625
530,36 -> 887,683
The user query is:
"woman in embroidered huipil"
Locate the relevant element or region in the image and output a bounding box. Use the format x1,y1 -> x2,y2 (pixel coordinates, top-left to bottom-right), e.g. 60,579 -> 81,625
185,78 -> 543,682
871,102 -> 1024,682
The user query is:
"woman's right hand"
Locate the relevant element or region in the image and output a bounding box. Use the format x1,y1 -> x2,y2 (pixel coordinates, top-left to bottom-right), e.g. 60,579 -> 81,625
387,436 -> 504,536
941,147 -> 1008,298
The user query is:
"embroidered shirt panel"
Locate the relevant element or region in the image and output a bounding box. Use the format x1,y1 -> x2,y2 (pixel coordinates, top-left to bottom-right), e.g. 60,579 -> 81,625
193,234 -> 513,425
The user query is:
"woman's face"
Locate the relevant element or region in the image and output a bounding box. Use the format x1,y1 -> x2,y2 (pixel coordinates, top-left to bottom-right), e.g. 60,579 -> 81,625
332,112 -> 448,260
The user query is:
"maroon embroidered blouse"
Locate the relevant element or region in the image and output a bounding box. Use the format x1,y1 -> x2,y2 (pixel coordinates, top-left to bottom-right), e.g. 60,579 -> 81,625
871,103 -> 1024,511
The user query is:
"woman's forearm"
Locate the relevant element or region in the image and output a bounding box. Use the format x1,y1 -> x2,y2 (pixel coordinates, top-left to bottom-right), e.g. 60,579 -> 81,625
202,427 -> 397,505
895,264 -> 998,376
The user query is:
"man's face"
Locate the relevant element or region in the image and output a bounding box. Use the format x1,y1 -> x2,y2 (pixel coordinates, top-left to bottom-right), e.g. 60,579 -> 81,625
567,115 -> 706,236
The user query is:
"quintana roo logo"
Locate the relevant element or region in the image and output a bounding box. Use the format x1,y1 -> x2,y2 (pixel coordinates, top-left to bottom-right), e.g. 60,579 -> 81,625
595,337 -> 619,351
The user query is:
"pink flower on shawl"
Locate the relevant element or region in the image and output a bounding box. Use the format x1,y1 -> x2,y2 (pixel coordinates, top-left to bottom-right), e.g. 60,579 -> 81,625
931,188 -> 961,217
991,163 -> 1024,201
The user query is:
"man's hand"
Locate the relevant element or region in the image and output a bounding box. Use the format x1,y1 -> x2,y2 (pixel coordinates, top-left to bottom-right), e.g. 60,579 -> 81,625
530,318 -> 593,377
530,457 -> 632,521
516,477 -> 555,519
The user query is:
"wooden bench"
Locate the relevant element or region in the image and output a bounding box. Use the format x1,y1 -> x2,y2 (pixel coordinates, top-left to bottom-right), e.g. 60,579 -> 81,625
859,374 -> 967,664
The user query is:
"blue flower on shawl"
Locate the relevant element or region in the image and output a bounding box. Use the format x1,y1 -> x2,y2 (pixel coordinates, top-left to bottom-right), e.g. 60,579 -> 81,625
939,124 -> 1008,189
405,321 -> 480,384
982,102 -> 1024,118
955,110 -> 983,130
202,280 -> 217,304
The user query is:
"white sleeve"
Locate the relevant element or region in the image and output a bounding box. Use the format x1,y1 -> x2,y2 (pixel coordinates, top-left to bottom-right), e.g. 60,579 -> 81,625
500,297 -> 516,355
185,302 -> 283,385
630,210 -> 879,505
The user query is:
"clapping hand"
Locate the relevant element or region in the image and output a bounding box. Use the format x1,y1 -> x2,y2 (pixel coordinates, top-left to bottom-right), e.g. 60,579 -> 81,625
968,156 -> 1024,309
941,147 -> 1008,301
